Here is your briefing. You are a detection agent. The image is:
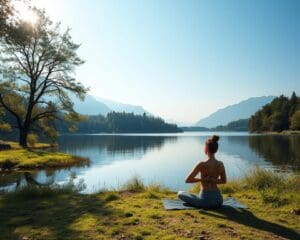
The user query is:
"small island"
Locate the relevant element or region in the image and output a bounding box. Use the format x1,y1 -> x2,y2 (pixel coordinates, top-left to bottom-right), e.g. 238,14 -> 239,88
0,141 -> 89,171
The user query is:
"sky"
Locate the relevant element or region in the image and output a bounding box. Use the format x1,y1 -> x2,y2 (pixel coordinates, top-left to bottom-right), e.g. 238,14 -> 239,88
29,0 -> 299,124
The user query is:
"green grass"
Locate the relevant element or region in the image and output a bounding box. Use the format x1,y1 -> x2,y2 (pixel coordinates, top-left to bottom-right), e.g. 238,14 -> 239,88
0,141 -> 89,170
0,169 -> 299,240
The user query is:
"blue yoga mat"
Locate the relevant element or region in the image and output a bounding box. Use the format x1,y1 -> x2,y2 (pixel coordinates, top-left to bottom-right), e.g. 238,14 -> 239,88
162,197 -> 247,210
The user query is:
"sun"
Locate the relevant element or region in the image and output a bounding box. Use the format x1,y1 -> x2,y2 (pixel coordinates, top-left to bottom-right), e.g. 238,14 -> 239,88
13,2 -> 39,25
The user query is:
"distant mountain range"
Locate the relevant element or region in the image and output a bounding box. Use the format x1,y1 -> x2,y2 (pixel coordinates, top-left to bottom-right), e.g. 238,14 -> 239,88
72,94 -> 276,129
71,94 -> 149,116
195,96 -> 275,128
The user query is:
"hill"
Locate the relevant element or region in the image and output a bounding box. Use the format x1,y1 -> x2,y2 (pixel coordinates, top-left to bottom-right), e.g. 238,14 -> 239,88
95,97 -> 150,115
195,96 -> 275,128
71,95 -> 111,115
71,94 -> 151,116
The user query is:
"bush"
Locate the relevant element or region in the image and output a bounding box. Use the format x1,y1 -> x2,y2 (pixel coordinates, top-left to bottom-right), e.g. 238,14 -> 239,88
121,176 -> 145,192
243,167 -> 284,190
27,133 -> 38,147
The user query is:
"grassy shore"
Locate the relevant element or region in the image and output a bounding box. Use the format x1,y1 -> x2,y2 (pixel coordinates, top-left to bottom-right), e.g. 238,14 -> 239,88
0,168 -> 299,240
0,141 -> 89,170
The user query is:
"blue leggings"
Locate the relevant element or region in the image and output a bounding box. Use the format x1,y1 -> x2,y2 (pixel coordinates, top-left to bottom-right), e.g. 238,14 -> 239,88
178,189 -> 223,208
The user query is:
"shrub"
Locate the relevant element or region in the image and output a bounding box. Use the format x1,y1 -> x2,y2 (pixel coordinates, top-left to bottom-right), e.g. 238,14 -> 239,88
121,176 -> 145,192
243,167 -> 284,190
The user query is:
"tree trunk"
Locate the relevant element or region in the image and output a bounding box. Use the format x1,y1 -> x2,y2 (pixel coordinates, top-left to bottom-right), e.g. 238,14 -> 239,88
19,128 -> 28,148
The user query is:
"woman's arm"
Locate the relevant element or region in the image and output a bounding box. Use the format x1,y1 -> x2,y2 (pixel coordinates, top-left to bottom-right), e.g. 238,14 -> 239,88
216,162 -> 227,184
185,163 -> 202,183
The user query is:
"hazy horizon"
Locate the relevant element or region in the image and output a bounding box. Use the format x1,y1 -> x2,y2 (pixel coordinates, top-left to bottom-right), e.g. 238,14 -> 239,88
30,0 -> 299,123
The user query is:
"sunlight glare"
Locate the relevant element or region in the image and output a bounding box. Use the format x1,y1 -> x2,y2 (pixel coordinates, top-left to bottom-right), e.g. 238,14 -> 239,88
14,2 -> 39,25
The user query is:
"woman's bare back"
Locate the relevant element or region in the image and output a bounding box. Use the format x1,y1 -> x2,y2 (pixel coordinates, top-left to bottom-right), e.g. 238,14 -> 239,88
199,159 -> 226,190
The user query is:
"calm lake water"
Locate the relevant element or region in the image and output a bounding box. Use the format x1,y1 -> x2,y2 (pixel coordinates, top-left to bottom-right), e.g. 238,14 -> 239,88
1,132 -> 299,193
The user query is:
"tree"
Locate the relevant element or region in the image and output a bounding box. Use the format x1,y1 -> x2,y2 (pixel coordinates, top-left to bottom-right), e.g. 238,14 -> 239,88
0,6 -> 87,147
290,110 -> 300,130
0,0 -> 14,36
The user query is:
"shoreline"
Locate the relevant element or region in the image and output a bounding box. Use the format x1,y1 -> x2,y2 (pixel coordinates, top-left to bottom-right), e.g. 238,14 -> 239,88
251,130 -> 300,135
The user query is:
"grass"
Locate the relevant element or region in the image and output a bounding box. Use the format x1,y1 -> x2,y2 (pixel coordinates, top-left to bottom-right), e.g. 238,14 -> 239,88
0,141 -> 89,170
0,169 -> 299,240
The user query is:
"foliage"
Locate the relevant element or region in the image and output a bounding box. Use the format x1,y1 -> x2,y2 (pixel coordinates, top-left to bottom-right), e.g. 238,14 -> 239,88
0,0 -> 14,36
212,118 -> 249,131
249,92 -> 300,132
290,110 -> 300,130
121,176 -> 146,192
243,167 -> 284,190
27,133 -> 38,147
0,4 -> 87,147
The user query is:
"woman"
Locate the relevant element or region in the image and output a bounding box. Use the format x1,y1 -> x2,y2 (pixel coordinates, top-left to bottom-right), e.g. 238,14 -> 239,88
178,135 -> 226,208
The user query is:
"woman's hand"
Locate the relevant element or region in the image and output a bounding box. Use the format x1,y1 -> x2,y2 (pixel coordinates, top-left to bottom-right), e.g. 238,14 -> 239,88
200,176 -> 217,183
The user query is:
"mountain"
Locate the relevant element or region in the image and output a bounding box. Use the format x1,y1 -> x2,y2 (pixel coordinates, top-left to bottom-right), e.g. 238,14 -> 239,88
195,96 -> 275,128
71,95 -> 111,115
95,97 -> 150,115
71,94 -> 150,116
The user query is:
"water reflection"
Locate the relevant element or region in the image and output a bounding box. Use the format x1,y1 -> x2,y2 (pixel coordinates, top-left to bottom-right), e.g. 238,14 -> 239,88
248,135 -> 300,171
0,172 -> 55,191
58,134 -> 177,155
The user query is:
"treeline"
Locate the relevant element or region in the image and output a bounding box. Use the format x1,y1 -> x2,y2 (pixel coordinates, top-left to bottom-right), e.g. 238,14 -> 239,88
57,112 -> 182,133
182,119 -> 248,132
249,92 -> 300,132
211,119 -> 249,131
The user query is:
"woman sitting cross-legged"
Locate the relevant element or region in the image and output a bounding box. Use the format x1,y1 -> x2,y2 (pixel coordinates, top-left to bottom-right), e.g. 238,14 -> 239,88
178,135 -> 227,208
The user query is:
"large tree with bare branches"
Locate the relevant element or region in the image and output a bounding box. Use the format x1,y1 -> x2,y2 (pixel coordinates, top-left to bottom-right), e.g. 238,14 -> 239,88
0,6 -> 87,147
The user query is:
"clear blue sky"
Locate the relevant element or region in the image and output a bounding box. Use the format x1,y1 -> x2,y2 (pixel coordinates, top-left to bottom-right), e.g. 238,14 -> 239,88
32,0 -> 299,124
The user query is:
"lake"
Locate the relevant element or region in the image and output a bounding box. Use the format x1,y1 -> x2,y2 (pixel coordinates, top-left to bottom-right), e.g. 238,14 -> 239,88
1,132 -> 299,193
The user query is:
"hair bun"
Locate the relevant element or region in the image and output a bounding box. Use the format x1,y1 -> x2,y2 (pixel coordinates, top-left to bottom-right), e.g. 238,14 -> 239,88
211,135 -> 219,143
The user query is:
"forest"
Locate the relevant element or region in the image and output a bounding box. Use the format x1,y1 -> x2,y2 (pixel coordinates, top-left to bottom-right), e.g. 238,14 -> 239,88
248,92 -> 300,132
58,112 -> 182,133
1,111 -> 182,141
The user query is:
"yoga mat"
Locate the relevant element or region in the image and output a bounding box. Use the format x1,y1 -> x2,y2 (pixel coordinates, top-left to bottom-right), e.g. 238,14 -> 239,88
162,197 -> 248,210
